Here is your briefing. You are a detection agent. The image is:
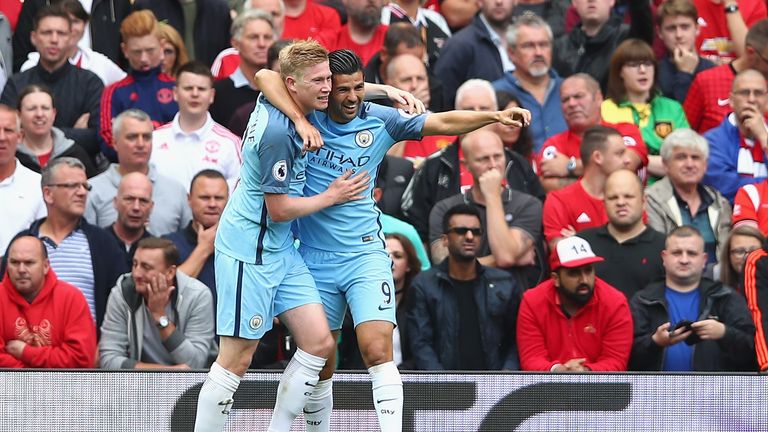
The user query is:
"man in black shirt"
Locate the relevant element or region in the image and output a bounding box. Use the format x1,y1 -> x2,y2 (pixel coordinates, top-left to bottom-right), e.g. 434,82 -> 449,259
580,169 -> 665,299
407,203 -> 521,370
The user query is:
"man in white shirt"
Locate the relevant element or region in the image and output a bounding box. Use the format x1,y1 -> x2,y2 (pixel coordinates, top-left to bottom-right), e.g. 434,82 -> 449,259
151,61 -> 241,192
0,105 -> 46,256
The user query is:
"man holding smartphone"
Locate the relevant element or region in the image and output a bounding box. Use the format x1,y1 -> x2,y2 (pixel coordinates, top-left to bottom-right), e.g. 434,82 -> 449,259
628,226 -> 757,371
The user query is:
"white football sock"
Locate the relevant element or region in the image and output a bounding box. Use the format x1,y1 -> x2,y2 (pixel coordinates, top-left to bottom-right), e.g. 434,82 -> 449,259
194,362 -> 241,432
369,361 -> 403,432
267,348 -> 327,432
304,378 -> 333,432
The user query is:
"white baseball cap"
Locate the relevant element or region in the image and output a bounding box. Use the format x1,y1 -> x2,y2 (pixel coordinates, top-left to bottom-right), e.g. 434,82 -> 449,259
551,236 -> 604,270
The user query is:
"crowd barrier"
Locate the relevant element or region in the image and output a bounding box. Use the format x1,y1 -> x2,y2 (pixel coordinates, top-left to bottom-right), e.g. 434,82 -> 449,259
1,370 -> 766,431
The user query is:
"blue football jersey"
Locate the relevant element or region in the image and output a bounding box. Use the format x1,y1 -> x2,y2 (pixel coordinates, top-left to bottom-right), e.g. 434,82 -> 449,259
215,96 -> 307,264
298,102 -> 426,252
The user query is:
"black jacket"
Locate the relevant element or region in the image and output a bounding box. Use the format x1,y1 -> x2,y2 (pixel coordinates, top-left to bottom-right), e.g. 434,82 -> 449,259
629,279 -> 757,372
12,0 -> 132,71
2,218 -> 129,330
133,0 -> 232,67
0,63 -> 103,157
742,247 -> 768,371
401,140 -> 544,242
407,259 -> 521,370
552,3 -> 653,91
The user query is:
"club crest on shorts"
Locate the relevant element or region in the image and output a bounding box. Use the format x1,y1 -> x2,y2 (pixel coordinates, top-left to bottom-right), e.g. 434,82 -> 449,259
355,130 -> 374,148
272,160 -> 287,181
249,315 -> 264,330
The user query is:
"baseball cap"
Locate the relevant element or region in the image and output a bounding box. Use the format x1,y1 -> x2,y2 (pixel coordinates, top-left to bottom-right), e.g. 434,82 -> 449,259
550,236 -> 604,270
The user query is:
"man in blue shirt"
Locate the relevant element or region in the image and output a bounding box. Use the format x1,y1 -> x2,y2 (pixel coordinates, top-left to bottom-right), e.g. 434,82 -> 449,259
629,226 -> 757,372
258,49 -> 531,431
193,40 -> 369,432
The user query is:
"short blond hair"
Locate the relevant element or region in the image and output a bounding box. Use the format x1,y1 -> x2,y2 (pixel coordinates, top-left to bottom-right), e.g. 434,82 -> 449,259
279,39 -> 328,81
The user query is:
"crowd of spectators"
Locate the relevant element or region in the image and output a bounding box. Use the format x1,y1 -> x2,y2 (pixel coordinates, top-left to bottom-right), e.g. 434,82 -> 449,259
2,0 -> 768,374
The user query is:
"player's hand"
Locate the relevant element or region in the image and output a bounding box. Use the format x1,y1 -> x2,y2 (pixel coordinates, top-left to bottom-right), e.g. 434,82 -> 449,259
196,222 -> 218,254
328,170 -> 370,204
74,113 -> 90,129
497,107 -> 531,128
672,47 -> 699,74
384,86 -> 426,114
539,152 -> 569,177
651,322 -> 692,347
5,340 -> 26,359
477,168 -> 503,197
146,274 -> 175,318
295,118 -> 324,153
691,319 -> 726,341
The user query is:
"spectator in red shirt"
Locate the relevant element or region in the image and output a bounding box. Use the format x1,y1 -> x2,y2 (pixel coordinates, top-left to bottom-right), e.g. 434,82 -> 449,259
283,0 -> 341,41
693,0 -> 767,65
316,0 -> 389,65
543,125 -> 631,247
0,235 -> 96,368
516,235 -> 633,372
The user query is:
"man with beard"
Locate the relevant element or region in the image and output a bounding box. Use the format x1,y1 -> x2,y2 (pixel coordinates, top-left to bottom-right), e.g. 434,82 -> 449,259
492,13 -> 566,152
516,235 -> 633,371
316,0 -> 389,65
408,204 -> 522,370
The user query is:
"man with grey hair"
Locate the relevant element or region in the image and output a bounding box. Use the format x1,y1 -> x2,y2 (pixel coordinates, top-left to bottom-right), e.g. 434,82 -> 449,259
211,0 -> 286,80
492,13 -> 566,152
210,9 -> 276,125
704,69 -> 768,202
5,157 -> 127,330
402,78 -> 544,244
86,109 -> 191,236
645,128 -> 731,275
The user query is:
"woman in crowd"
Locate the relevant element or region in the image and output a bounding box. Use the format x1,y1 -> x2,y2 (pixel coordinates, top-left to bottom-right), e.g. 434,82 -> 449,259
720,226 -> 765,292
496,91 -> 535,162
601,38 -> 689,180
157,22 -> 189,78
15,84 -> 97,177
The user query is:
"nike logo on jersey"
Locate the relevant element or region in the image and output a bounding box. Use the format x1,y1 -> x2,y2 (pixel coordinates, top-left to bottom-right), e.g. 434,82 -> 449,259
576,212 -> 592,224
717,98 -> 730,107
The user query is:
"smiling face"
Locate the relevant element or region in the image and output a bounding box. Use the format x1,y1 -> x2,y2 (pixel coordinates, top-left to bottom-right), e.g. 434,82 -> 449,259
327,71 -> 366,123
19,91 -> 56,140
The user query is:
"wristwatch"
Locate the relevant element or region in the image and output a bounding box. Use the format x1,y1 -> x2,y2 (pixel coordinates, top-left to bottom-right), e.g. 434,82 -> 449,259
156,315 -> 171,329
566,156 -> 577,177
724,3 -> 739,14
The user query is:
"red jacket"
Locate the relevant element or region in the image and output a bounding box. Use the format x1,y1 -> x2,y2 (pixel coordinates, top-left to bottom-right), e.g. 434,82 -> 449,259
0,269 -> 97,368
517,277 -> 633,371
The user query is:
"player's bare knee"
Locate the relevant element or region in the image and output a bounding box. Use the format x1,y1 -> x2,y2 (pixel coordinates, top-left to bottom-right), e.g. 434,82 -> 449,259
299,333 -> 336,358
361,340 -> 392,367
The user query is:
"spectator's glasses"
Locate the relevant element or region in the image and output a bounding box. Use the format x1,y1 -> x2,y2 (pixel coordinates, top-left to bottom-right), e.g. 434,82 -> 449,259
731,89 -> 768,98
730,247 -> 760,258
446,227 -> 483,236
623,60 -> 654,69
46,182 -> 92,191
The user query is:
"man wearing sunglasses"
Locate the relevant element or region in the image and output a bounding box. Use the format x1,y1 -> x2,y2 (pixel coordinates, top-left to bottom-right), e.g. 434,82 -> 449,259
3,157 -> 127,332
408,203 -> 522,371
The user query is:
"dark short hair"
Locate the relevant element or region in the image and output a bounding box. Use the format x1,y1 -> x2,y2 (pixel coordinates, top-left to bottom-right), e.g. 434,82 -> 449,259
495,90 -> 535,159
580,125 -> 622,166
746,19 -> 768,52
329,49 -> 364,76
383,23 -> 423,55
176,60 -> 214,86
136,237 -> 180,267
441,204 -> 482,234
58,0 -> 90,23
665,225 -> 703,249
33,5 -> 71,31
190,169 -> 227,191
268,39 -> 294,70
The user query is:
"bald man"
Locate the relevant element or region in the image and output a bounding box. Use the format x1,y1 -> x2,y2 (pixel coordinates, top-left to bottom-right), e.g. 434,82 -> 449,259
427,127 -> 544,287
385,54 -> 432,109
0,236 -> 97,368
579,169 -> 665,299
108,172 -> 154,266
